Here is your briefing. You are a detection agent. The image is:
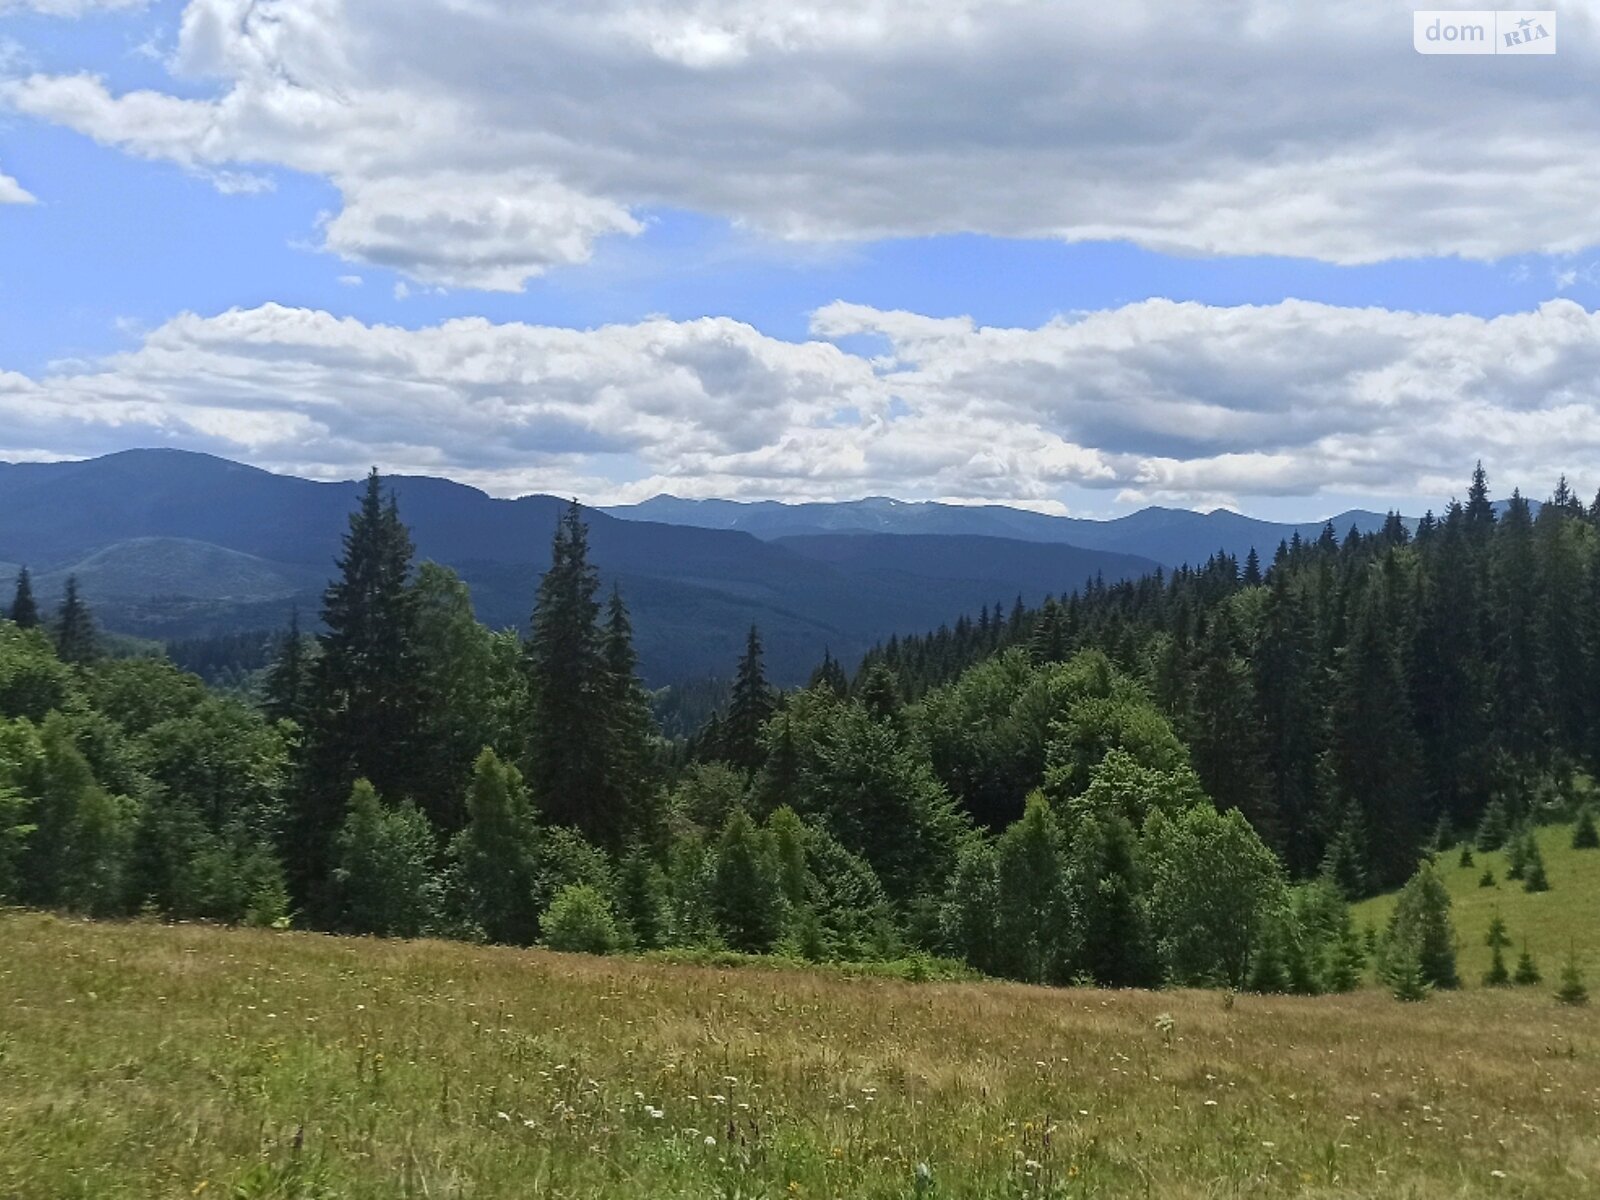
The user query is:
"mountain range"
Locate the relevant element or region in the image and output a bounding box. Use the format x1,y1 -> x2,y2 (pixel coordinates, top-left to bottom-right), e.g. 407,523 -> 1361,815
1,450 -> 1407,685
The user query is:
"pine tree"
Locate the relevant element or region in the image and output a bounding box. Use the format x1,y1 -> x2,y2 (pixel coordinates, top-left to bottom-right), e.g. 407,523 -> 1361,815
596,587 -> 657,847
1490,492 -> 1545,768
1572,806 -> 1599,849
708,807 -> 783,953
294,471 -> 426,907
1476,796 -> 1511,851
526,501 -> 611,841
1186,609 -> 1275,845
1324,918 -> 1367,992
1478,867 -> 1496,887
1522,835 -> 1550,893
1384,862 -> 1458,989
807,649 -> 849,699
1243,547 -> 1262,586
447,748 -> 540,945
8,566 -> 39,629
1389,938 -> 1431,1002
615,843 -> 669,951
1457,843 -> 1474,868
1482,912 -> 1511,986
1505,826 -> 1529,879
719,626 -> 777,771
1332,573 -> 1423,886
1555,945 -> 1589,1006
993,792 -> 1071,985
55,576 -> 97,665
1513,941 -> 1542,985
1320,803 -> 1370,900
1255,570 -> 1322,875
262,609 -> 311,725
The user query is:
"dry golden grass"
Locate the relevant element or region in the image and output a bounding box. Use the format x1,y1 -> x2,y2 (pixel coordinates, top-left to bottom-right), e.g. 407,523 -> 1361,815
4,908 -> 1600,1198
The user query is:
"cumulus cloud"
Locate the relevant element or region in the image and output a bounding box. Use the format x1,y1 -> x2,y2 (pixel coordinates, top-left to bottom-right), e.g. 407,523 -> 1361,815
3,298 -> 1599,509
0,166 -> 32,203
5,1 -> 1600,287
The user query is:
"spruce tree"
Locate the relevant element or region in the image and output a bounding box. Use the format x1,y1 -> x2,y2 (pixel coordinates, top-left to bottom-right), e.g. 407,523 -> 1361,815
1482,912 -> 1511,986
807,649 -> 849,699
1325,919 -> 1367,992
55,576 -> 97,665
294,471 -> 426,907
1478,866 -> 1496,887
1320,803 -> 1370,900
526,501 -> 610,841
709,807 -> 783,953
1555,945 -> 1588,1006
1476,796 -> 1511,851
447,748 -> 540,945
1389,938 -> 1431,1002
8,566 -> 39,629
724,625 -> 776,770
1457,843 -> 1474,868
262,609 -> 310,725
1522,835 -> 1550,893
1572,806 -> 1599,850
1384,862 -> 1458,989
596,586 -> 657,847
1332,575 -> 1423,886
1513,941 -> 1542,985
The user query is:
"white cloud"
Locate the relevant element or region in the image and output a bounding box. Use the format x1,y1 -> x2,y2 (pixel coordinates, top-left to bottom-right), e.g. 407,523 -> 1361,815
6,1 -> 1600,288
0,166 -> 33,203
3,298 -> 1599,509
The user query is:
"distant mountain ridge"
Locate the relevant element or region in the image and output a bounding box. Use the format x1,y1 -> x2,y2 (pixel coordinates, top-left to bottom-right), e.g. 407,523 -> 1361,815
0,450 -> 1166,685
604,494 -> 1401,568
0,451 -> 1521,686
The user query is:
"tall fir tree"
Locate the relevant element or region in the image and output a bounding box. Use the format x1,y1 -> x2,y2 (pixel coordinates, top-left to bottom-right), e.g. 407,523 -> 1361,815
1255,570 -> 1322,874
55,575 -> 97,665
1185,607 -> 1276,847
525,501 -> 612,842
724,625 -> 776,771
1332,571 -> 1424,887
1490,491 -> 1545,771
596,586 -> 657,847
262,609 -> 311,726
8,566 -> 39,629
293,471 -> 426,906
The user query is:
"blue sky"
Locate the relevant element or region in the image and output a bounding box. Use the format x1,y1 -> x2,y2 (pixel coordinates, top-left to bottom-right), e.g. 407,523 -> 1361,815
2,1 -> 1599,518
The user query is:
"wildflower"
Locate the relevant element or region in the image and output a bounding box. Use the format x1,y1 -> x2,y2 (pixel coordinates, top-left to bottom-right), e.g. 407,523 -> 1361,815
704,1135 -> 717,1147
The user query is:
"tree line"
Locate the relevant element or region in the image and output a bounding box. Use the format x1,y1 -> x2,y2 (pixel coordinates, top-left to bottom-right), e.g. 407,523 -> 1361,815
2,464 -> 1596,996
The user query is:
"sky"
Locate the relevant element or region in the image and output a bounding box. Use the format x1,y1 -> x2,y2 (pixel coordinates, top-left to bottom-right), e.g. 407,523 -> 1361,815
1,1 -> 1599,519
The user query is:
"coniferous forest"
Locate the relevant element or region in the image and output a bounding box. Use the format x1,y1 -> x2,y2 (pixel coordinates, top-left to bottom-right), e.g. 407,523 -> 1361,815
4,464 -> 1599,995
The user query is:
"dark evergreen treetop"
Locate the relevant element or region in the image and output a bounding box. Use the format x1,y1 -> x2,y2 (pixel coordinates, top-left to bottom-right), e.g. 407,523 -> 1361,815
723,624 -> 776,771
8,566 -> 39,630
526,501 -> 614,842
293,469 -> 426,905
55,575 -> 96,665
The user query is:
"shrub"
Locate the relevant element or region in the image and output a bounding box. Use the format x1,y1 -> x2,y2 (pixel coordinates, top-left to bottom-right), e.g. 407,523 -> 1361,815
542,883 -> 622,955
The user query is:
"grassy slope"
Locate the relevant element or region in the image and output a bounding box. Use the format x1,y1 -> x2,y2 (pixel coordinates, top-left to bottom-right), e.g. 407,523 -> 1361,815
1353,822 -> 1600,985
5,912 -> 1600,1198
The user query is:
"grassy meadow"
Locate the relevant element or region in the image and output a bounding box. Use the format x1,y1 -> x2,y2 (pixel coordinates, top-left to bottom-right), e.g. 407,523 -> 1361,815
5,909 -> 1600,1199
1353,822 -> 1600,985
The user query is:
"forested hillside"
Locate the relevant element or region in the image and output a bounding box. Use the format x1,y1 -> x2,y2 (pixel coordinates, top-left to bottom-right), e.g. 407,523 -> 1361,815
3,464 -> 1597,1000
